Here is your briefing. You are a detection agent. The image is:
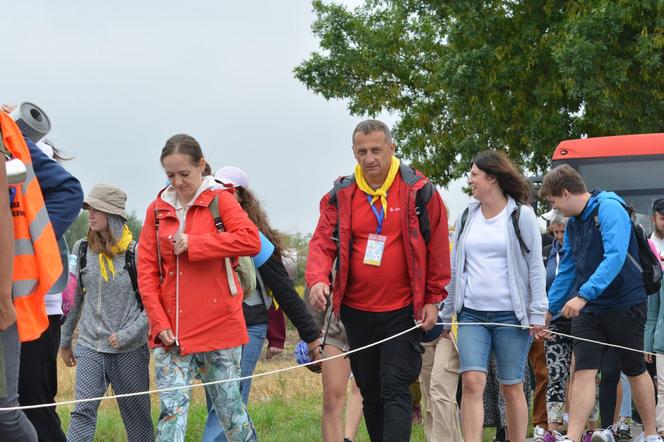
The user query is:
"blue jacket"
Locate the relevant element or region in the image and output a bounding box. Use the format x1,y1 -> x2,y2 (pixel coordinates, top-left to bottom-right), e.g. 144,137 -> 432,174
548,191 -> 646,315
26,139 -> 83,239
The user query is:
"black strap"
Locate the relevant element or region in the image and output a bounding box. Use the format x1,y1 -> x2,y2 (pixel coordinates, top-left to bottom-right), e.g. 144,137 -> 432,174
511,204 -> 531,255
124,241 -> 144,310
415,182 -> 434,244
457,207 -> 470,238
78,240 -> 88,293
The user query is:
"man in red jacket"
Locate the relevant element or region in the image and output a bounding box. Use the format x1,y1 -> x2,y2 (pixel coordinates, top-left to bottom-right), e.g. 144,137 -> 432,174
307,119 -> 450,442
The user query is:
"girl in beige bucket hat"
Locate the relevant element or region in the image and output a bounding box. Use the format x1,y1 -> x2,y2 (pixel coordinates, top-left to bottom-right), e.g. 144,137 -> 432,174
60,183 -> 153,441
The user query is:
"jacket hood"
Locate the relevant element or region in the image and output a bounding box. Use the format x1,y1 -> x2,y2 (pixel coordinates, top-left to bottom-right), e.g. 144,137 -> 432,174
580,190 -> 625,220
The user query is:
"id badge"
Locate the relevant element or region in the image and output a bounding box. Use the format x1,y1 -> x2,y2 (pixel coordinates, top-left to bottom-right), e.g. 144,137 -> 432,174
363,234 -> 387,266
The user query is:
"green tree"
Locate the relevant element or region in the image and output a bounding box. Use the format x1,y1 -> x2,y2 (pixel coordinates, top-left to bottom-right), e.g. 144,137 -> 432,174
63,212 -> 88,248
295,0 -> 664,184
282,231 -> 312,288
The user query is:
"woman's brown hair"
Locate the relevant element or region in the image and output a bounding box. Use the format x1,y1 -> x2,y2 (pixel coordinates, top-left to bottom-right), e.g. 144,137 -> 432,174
160,134 -> 203,166
86,218 -> 118,257
235,187 -> 283,256
472,150 -> 532,204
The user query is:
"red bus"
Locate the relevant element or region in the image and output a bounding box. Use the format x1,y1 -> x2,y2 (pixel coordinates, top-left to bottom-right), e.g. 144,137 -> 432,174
551,133 -> 664,231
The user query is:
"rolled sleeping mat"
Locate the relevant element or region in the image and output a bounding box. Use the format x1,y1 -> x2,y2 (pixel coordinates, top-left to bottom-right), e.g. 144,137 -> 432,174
10,102 -> 51,143
252,231 -> 275,268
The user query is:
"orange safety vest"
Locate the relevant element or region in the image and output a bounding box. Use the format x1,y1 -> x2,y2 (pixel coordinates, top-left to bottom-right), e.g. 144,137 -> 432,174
0,112 -> 62,342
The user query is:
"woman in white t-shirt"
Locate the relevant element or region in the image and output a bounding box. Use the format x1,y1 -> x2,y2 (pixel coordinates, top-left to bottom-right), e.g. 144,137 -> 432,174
440,150 -> 547,442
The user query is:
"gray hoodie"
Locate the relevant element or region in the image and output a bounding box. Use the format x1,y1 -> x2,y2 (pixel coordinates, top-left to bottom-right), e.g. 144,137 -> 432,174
60,239 -> 148,353
441,196 -> 548,327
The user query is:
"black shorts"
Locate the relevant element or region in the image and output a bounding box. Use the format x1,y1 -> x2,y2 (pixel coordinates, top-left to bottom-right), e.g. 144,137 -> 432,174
571,302 -> 647,377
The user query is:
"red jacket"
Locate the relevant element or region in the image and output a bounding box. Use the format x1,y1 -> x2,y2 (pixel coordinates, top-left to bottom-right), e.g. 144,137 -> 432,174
138,186 -> 260,355
306,164 -> 451,319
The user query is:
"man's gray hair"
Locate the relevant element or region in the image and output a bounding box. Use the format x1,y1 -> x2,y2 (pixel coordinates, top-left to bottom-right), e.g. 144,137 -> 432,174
548,209 -> 568,226
352,119 -> 393,145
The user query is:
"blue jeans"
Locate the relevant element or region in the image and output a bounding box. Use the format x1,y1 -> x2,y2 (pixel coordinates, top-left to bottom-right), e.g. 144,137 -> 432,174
202,323 -> 267,442
456,308 -> 532,384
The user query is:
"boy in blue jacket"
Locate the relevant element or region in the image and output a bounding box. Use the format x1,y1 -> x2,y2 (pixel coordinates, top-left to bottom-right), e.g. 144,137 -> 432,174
539,165 -> 659,442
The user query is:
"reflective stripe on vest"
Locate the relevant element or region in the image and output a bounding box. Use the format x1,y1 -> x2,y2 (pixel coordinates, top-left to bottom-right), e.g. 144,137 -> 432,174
1,112 -> 61,342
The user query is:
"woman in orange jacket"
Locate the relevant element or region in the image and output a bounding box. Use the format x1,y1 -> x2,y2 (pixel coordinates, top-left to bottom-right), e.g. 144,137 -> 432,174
138,134 -> 260,442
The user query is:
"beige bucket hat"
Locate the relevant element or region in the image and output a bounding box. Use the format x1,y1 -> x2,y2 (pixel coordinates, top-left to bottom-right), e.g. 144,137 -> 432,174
82,184 -> 128,221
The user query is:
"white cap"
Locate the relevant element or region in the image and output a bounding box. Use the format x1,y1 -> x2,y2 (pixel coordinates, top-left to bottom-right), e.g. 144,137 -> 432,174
541,209 -> 556,221
214,166 -> 249,188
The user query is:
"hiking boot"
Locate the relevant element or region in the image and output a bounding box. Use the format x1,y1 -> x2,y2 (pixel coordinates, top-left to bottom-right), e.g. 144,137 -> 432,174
613,420 -> 632,440
591,428 -> 615,442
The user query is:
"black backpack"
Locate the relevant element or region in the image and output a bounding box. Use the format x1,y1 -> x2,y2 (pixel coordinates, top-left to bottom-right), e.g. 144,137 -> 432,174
592,206 -> 662,296
78,240 -> 144,310
457,204 -> 531,256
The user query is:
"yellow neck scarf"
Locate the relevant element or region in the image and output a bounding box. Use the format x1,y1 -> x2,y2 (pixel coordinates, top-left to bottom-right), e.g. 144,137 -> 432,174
99,224 -> 133,282
355,156 -> 400,218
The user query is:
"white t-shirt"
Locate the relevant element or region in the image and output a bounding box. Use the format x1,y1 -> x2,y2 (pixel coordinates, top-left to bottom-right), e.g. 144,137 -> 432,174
463,206 -> 513,311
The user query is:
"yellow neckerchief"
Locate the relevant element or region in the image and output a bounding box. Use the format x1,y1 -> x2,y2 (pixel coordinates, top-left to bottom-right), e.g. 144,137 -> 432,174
354,156 -> 400,218
99,225 -> 133,282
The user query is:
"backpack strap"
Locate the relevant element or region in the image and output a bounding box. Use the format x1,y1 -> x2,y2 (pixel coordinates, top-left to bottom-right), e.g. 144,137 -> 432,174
124,241 -> 144,310
415,182 -> 435,244
209,194 -> 225,231
457,207 -> 470,238
78,240 -> 88,294
208,193 -> 239,296
511,204 -> 531,255
153,206 -> 164,284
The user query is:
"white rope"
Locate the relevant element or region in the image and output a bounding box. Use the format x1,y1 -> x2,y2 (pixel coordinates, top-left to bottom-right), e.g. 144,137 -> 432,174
0,321 -> 655,412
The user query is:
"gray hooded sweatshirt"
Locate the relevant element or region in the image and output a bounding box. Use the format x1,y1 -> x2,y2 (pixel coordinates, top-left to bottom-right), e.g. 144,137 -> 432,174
60,239 -> 148,353
441,196 -> 548,327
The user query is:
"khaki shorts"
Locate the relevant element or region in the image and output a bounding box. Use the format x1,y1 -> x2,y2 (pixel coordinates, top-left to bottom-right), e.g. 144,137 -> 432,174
304,286 -> 349,353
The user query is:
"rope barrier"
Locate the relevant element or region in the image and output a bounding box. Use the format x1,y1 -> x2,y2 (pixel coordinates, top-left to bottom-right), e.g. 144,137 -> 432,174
0,321 -> 656,412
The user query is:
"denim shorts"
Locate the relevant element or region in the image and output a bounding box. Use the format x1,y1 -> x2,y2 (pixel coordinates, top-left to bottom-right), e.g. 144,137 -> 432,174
456,307 -> 532,385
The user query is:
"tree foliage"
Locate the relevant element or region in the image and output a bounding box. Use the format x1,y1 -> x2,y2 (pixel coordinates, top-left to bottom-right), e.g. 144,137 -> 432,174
281,231 -> 312,288
295,0 -> 664,184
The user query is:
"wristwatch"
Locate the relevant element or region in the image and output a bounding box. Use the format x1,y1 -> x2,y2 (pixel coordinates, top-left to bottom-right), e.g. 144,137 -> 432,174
576,294 -> 589,304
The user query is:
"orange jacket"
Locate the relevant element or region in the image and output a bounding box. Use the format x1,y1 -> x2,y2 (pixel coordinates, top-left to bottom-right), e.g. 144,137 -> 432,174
0,112 -> 62,342
138,187 -> 260,355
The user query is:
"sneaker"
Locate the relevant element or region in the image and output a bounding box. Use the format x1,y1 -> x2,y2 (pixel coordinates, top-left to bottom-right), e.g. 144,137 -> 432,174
543,431 -> 566,442
533,425 -> 548,442
613,420 -> 632,440
581,430 -> 596,442
591,428 -> 615,442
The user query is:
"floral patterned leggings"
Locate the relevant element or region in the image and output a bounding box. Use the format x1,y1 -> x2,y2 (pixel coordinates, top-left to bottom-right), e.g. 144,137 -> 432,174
154,345 -> 256,442
545,332 -> 600,424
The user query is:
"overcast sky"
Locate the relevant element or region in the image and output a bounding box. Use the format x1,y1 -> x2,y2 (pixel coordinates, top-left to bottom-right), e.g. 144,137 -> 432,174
2,1 -> 470,233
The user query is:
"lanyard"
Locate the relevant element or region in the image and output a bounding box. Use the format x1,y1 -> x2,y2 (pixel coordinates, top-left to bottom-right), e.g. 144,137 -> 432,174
367,194 -> 385,235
